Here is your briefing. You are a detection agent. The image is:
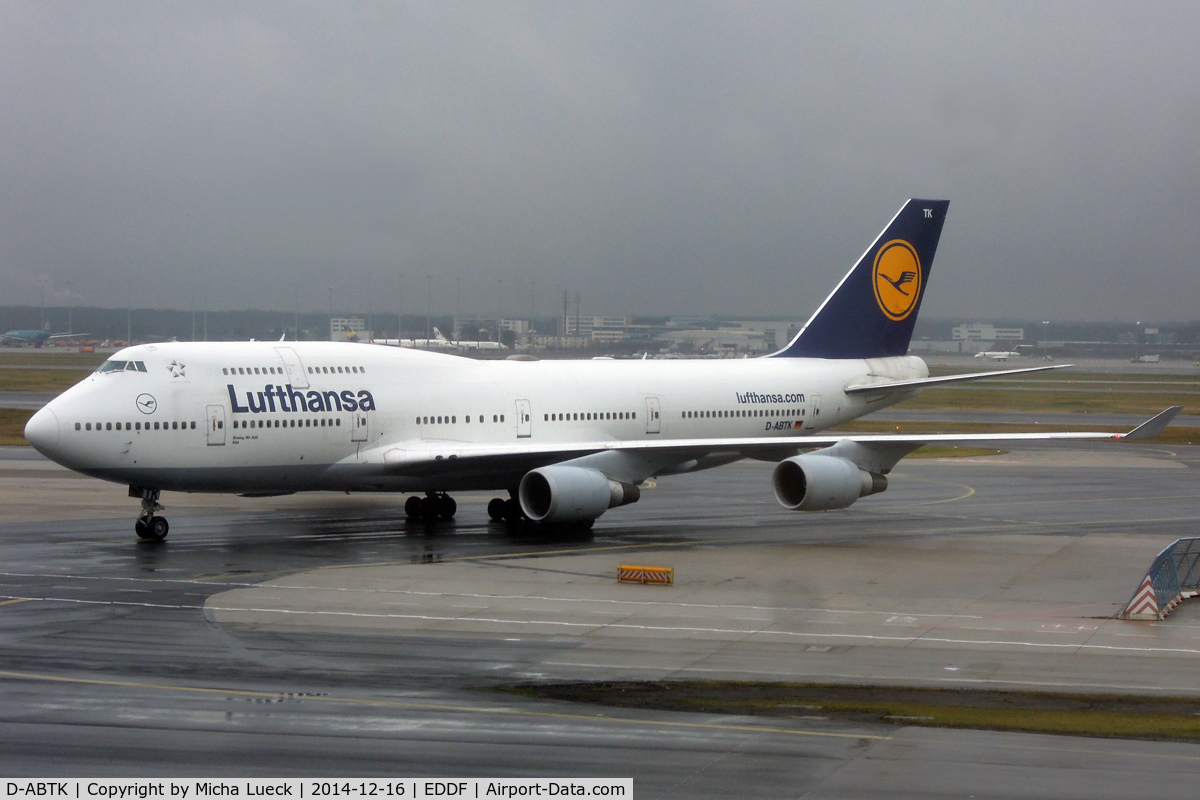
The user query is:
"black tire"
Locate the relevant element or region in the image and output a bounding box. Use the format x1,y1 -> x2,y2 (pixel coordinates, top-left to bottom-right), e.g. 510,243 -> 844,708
437,495 -> 457,519
144,516 -> 169,541
419,495 -> 439,520
502,498 -> 524,524
404,495 -> 422,519
487,498 -> 506,521
134,519 -> 152,540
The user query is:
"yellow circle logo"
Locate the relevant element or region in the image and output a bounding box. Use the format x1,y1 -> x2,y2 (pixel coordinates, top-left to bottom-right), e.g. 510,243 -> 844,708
872,239 -> 922,321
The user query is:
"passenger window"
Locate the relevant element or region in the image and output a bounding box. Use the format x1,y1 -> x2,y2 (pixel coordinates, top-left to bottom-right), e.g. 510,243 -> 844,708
452,416 -> 456,423
360,367 -> 365,374
307,367 -> 313,373
500,415 -> 505,422
86,423 -> 91,430
352,367 -> 358,373
632,412 -> 636,419
336,419 -> 341,426
222,368 -> 229,375
191,421 -> 196,429
478,415 -> 483,423
105,422 -> 112,431
75,423 -> 81,431
493,415 -> 498,422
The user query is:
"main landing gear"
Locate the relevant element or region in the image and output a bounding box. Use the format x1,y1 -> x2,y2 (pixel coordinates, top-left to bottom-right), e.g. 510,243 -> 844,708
487,496 -> 594,532
133,487 -> 169,541
488,496 -> 526,525
405,492 -> 457,521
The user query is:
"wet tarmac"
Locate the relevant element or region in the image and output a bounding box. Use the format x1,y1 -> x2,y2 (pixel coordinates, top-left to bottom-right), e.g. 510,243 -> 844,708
1,442 -> 1199,795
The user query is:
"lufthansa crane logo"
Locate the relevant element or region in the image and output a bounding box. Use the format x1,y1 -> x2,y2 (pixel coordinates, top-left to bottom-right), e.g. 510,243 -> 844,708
872,239 -> 922,321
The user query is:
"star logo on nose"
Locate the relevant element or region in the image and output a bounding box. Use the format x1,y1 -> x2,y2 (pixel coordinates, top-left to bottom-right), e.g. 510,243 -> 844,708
168,360 -> 186,378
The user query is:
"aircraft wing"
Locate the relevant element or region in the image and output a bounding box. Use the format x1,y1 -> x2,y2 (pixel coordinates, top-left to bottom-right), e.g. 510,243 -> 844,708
370,407 -> 1182,478
844,363 -> 1070,394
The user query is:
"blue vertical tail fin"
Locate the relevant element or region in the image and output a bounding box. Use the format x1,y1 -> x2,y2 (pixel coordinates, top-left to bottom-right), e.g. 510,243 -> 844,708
773,199 -> 949,359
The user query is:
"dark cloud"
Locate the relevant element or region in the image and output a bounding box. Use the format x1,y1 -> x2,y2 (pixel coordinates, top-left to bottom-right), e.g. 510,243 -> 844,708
2,1 -> 1198,321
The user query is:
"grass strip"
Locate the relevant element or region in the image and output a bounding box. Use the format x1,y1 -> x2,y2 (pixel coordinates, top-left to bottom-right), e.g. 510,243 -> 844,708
906,445 -> 1006,458
926,366 -> 1200,384
834,419 -> 1200,445
495,681 -> 1200,742
0,368 -> 92,392
0,409 -> 34,445
0,352 -> 107,368
895,387 -> 1199,415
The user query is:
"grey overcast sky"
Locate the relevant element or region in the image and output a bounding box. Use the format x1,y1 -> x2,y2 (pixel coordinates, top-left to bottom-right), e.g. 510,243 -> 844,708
2,1 -> 1199,321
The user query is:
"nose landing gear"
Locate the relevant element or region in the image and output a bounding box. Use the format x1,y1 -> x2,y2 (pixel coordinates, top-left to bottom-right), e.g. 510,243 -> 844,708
132,487 -> 169,541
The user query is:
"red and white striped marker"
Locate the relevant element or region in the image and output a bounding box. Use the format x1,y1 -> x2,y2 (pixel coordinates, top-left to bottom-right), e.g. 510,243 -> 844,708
1122,575 -> 1160,620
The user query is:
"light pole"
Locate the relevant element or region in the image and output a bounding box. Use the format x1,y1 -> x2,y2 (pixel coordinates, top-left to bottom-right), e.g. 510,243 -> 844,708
1042,320 -> 1049,360
1135,320 -> 1141,362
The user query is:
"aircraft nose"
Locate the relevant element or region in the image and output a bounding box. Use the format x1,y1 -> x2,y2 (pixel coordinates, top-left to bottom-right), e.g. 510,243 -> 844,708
24,406 -> 60,455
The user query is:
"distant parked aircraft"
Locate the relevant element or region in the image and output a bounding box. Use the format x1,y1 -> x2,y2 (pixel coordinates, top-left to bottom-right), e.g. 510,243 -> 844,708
1,324 -> 86,347
375,327 -> 508,351
973,350 -> 1024,361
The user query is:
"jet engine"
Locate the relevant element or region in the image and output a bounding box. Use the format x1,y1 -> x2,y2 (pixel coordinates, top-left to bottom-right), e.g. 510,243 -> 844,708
771,454 -> 887,511
519,465 -> 641,523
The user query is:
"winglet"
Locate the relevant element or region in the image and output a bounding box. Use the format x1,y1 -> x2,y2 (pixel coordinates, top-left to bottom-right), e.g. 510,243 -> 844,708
1121,407 -> 1183,440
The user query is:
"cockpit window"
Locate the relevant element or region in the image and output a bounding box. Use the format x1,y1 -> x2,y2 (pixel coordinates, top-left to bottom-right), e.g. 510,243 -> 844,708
96,360 -> 148,373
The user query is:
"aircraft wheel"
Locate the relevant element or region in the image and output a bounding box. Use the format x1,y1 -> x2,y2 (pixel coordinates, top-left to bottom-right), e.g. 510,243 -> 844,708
487,498 -> 506,521
419,495 -> 440,520
139,516 -> 169,541
502,498 -> 524,524
404,495 -> 422,519
437,495 -> 457,520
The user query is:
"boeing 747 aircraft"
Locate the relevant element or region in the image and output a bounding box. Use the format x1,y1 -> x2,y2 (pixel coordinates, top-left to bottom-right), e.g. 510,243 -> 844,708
23,200 -> 1179,540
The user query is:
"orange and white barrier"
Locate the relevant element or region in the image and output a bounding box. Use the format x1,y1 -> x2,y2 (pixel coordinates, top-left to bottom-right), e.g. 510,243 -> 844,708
617,564 -> 674,585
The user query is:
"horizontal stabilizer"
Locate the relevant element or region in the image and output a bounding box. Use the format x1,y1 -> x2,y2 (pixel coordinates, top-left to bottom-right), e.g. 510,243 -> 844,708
845,364 -> 1071,394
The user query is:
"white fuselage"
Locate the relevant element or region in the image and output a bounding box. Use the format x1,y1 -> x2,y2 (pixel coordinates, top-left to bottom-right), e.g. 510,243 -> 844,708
28,342 -> 927,494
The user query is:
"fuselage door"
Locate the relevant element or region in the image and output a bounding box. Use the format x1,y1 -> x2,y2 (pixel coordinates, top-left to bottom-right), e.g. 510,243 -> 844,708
351,410 -> 368,442
274,346 -> 309,390
808,394 -> 822,429
515,399 -> 532,438
206,404 -> 226,446
644,397 -> 661,434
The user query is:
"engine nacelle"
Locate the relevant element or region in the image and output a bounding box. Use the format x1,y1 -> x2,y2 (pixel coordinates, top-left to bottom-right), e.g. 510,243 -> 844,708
519,465 -> 642,523
772,454 -> 887,511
